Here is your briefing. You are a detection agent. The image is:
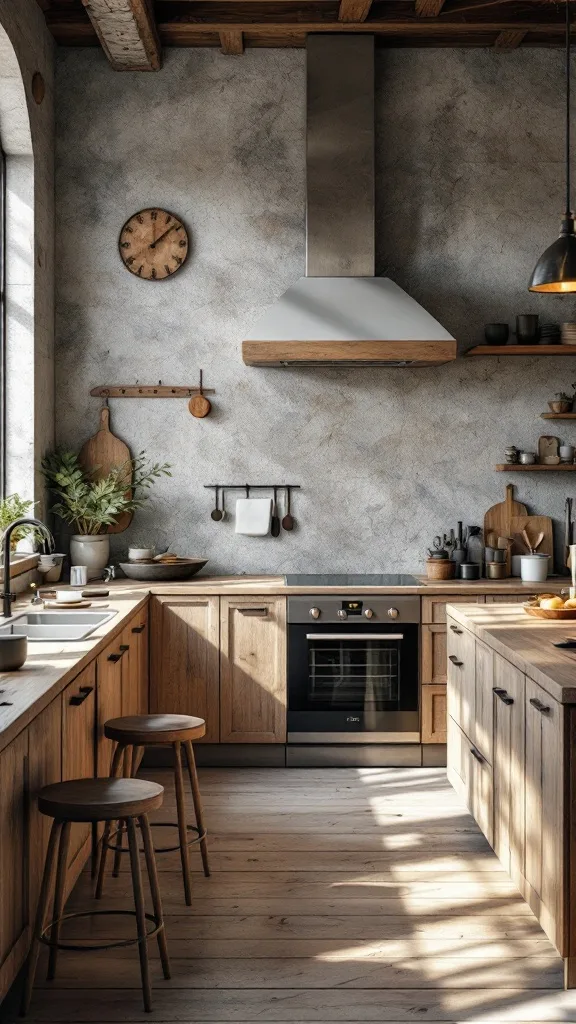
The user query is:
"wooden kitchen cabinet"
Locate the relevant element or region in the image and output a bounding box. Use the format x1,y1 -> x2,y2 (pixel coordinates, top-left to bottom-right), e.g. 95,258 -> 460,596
220,597 -> 287,743
421,624 -> 447,685
62,664 -> 96,888
446,622 -> 475,740
474,640 -> 493,763
422,595 -> 485,624
0,728 -> 29,1001
421,684 -> 446,743
125,606 -> 149,716
150,596 -> 219,741
28,697 -> 62,928
97,636 -> 125,776
492,655 -> 524,882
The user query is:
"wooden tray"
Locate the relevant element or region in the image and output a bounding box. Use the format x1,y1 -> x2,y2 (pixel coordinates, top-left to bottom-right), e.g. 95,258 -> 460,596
523,604 -> 576,620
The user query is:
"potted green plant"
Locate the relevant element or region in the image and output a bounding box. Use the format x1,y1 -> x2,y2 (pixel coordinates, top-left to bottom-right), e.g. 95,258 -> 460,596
0,494 -> 39,552
42,450 -> 171,568
549,391 -> 574,414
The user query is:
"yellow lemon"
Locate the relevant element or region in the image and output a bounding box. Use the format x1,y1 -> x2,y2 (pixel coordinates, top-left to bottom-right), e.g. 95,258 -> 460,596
540,597 -> 565,609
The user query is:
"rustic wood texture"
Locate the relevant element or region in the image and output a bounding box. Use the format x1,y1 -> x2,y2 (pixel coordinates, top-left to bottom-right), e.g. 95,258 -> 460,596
421,683 -> 447,743
242,339 -> 457,366
11,765 -> 568,1021
97,640 -> 124,777
492,654 -> 525,884
422,594 -> 484,624
61,666 -> 96,880
0,729 -> 29,1003
28,699 -> 63,935
483,483 -> 527,574
79,0 -> 161,69
150,596 -> 220,742
421,623 -> 447,684
78,406 -> 132,534
41,0 -> 573,49
219,29 -> 244,52
119,208 -> 189,280
219,597 -> 287,743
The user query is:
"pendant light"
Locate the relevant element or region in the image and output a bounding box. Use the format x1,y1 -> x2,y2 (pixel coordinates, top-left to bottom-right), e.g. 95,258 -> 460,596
529,0 -> 576,292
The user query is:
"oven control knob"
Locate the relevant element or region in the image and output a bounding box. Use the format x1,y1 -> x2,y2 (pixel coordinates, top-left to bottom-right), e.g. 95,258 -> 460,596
309,607 -> 321,619
387,607 -> 400,619
364,608 -> 374,619
337,609 -> 348,620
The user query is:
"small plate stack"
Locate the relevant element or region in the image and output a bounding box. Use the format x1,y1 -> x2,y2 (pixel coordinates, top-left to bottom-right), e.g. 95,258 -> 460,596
540,323 -> 561,344
562,322 -> 576,344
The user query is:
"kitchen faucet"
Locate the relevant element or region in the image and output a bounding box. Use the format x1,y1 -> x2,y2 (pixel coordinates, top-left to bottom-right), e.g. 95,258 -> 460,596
1,517 -> 55,618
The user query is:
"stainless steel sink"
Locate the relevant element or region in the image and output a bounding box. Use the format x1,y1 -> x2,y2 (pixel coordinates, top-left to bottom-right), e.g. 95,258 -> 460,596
0,610 -> 117,641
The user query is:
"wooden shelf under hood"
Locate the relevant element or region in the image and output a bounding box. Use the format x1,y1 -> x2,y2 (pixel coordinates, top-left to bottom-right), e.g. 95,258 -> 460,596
242,340 -> 457,367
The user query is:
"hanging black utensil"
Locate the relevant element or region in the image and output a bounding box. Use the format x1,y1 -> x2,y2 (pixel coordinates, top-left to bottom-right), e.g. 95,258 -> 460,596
281,486 -> 295,531
211,486 -> 223,521
271,487 -> 281,537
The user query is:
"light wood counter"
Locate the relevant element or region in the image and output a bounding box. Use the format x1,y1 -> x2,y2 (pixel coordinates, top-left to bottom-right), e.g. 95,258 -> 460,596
447,602 -> 576,704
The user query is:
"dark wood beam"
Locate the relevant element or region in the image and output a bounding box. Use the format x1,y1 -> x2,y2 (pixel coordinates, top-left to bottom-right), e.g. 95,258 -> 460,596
494,27 -> 527,47
219,27 -> 244,50
415,0 -> 445,15
79,0 -> 161,70
338,0 -> 373,23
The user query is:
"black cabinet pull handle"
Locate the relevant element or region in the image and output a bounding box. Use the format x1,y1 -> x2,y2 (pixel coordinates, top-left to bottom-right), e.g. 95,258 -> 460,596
448,655 -> 463,666
132,625 -> 145,634
239,608 -> 268,617
493,687 -> 514,705
119,644 -> 129,653
69,686 -> 94,706
450,625 -> 463,634
530,697 -> 551,714
469,745 -> 484,764
108,653 -> 121,663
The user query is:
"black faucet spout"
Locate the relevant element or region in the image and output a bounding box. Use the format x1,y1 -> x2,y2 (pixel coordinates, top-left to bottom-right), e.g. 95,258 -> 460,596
1,517 -> 55,619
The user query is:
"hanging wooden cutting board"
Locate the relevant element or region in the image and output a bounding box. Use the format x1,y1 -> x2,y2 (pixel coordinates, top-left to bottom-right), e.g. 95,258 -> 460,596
484,483 -> 528,573
510,514 -> 554,570
79,406 -> 132,534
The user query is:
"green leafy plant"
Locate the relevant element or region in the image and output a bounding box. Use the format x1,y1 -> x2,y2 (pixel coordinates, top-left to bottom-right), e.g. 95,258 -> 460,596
42,449 -> 171,535
0,494 -> 39,549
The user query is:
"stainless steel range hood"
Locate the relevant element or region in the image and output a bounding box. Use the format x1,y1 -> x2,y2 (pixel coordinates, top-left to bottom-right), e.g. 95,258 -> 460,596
242,36 -> 456,368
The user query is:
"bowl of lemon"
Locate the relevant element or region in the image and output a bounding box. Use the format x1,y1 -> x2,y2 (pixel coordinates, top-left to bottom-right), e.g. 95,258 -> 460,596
524,594 -> 576,619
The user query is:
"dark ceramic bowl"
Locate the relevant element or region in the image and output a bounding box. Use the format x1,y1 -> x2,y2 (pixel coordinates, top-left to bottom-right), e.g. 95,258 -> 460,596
0,634 -> 27,671
484,323 -> 509,346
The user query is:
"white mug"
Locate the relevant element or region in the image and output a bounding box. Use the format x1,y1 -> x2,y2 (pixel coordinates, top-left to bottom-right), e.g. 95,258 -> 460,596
70,565 -> 88,587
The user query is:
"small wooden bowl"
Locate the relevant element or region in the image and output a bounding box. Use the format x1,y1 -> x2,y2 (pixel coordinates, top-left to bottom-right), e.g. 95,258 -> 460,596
426,558 -> 455,581
523,604 -> 576,620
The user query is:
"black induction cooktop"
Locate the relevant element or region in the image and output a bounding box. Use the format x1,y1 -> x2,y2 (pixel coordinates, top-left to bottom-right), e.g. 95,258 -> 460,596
284,574 -> 420,587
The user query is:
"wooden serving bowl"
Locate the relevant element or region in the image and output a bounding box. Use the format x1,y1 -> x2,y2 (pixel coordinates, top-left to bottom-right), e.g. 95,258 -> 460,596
523,603 -> 576,620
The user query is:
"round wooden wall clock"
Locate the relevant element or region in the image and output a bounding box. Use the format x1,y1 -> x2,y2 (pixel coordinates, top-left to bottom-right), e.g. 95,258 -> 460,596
119,208 -> 189,280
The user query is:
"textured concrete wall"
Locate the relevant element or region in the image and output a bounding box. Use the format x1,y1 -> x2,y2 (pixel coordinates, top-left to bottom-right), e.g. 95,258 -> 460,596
0,3 -> 55,508
55,47 -> 576,573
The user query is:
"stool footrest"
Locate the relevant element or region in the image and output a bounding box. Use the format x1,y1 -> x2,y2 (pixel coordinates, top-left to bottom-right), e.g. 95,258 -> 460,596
39,909 -> 163,952
106,820 -> 207,857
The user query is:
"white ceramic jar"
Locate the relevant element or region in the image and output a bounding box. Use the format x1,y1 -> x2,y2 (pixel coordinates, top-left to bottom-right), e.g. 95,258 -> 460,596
520,553 -> 549,582
70,534 -> 110,569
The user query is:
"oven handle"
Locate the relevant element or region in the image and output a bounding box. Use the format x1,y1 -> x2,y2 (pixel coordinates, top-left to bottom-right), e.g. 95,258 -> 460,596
305,634 -> 404,641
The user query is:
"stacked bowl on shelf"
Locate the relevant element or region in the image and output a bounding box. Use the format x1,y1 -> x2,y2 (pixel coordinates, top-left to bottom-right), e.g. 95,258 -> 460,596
540,323 -> 561,344
561,322 -> 576,345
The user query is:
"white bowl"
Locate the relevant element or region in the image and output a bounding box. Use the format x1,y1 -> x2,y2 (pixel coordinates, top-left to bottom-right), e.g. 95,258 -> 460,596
128,547 -> 154,561
55,590 -> 83,604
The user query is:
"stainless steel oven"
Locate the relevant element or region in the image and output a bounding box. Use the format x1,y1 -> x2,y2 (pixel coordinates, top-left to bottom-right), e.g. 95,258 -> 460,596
287,595 -> 420,743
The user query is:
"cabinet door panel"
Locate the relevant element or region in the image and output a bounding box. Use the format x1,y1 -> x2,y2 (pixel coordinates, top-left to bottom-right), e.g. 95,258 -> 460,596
97,639 -> 124,776
474,640 -> 493,763
470,744 -> 494,848
446,624 -> 475,738
128,607 -> 149,715
0,729 -> 29,1000
493,656 -> 524,881
421,625 -> 447,685
447,715 -> 470,807
422,596 -> 484,624
220,598 -> 286,743
28,698 -> 62,923
421,684 -> 446,744
150,597 -> 219,741
62,665 -> 96,878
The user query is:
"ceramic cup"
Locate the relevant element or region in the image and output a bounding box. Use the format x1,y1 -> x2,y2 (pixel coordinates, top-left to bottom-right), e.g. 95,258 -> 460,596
492,549 -> 506,563
560,445 -> 575,463
484,547 -> 495,563
37,553 -> 65,583
484,323 -> 509,346
511,554 -> 523,577
459,563 -> 480,581
516,314 -> 539,344
69,566 -> 88,587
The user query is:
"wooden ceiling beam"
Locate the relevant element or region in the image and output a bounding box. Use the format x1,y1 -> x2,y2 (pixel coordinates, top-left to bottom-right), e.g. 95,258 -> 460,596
79,0 -> 161,70
415,0 -> 445,15
154,20 -> 573,37
219,27 -> 244,49
494,27 -> 527,47
338,0 -> 373,23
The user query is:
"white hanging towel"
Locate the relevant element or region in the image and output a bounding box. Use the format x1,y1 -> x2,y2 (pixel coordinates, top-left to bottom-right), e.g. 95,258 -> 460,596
235,497 -> 273,536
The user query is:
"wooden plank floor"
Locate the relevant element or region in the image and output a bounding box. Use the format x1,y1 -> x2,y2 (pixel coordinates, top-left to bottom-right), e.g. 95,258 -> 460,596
6,766 -> 575,1023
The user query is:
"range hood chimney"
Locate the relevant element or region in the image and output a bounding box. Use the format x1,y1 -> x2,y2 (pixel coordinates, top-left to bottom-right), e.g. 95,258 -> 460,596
242,36 -> 456,368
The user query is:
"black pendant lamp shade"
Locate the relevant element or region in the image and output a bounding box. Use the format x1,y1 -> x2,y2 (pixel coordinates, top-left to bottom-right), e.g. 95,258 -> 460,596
529,1 -> 576,293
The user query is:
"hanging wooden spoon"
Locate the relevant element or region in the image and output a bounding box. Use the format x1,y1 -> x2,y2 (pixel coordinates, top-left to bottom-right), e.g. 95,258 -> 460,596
211,487 -> 223,521
189,370 -> 212,419
281,486 -> 295,531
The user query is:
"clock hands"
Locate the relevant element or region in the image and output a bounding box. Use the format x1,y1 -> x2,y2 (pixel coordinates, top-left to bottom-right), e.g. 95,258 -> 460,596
149,223 -> 178,249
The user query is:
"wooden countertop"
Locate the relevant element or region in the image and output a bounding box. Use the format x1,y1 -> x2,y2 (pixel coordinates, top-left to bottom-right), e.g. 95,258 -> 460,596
0,588 -> 148,754
447,602 -> 576,705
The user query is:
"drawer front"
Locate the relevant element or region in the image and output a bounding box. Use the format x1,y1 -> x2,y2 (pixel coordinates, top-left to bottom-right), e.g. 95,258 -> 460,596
446,623 -> 475,738
447,715 -> 470,806
421,684 -> 447,744
447,715 -> 493,846
423,595 -> 484,624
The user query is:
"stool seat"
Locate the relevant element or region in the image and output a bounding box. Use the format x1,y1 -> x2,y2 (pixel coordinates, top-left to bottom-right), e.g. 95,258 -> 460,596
38,778 -> 164,822
104,713 -> 206,745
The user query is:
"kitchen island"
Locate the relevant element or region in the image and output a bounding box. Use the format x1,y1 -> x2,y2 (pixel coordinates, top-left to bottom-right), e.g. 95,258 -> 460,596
446,602 -> 576,988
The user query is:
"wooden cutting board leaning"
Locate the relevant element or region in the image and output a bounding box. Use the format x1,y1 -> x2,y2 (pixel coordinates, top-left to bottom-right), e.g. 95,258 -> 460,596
483,483 -> 527,574
79,406 -> 132,534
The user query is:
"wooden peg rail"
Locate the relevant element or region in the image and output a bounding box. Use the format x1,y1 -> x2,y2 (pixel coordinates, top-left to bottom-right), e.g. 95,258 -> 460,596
90,385 -> 215,398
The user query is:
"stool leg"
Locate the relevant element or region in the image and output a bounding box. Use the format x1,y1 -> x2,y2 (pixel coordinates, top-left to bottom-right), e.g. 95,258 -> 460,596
113,746 -> 132,877
173,741 -> 192,905
95,742 -> 125,899
184,740 -> 210,877
126,816 -> 152,1012
46,820 -> 71,981
131,745 -> 144,777
139,814 -> 171,980
21,820 -> 62,1016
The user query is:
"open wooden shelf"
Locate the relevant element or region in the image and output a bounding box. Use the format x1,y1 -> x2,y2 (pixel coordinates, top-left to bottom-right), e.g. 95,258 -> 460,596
495,464 -> 576,471
541,412 -> 576,419
467,345 -> 576,356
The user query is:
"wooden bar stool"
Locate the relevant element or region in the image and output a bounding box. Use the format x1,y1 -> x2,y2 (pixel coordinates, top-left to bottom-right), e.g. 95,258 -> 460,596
98,714 -> 210,906
21,777 -> 170,1015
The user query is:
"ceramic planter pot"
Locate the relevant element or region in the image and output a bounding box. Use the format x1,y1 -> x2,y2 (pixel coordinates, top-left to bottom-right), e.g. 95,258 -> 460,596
549,399 -> 573,413
70,534 -> 110,569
